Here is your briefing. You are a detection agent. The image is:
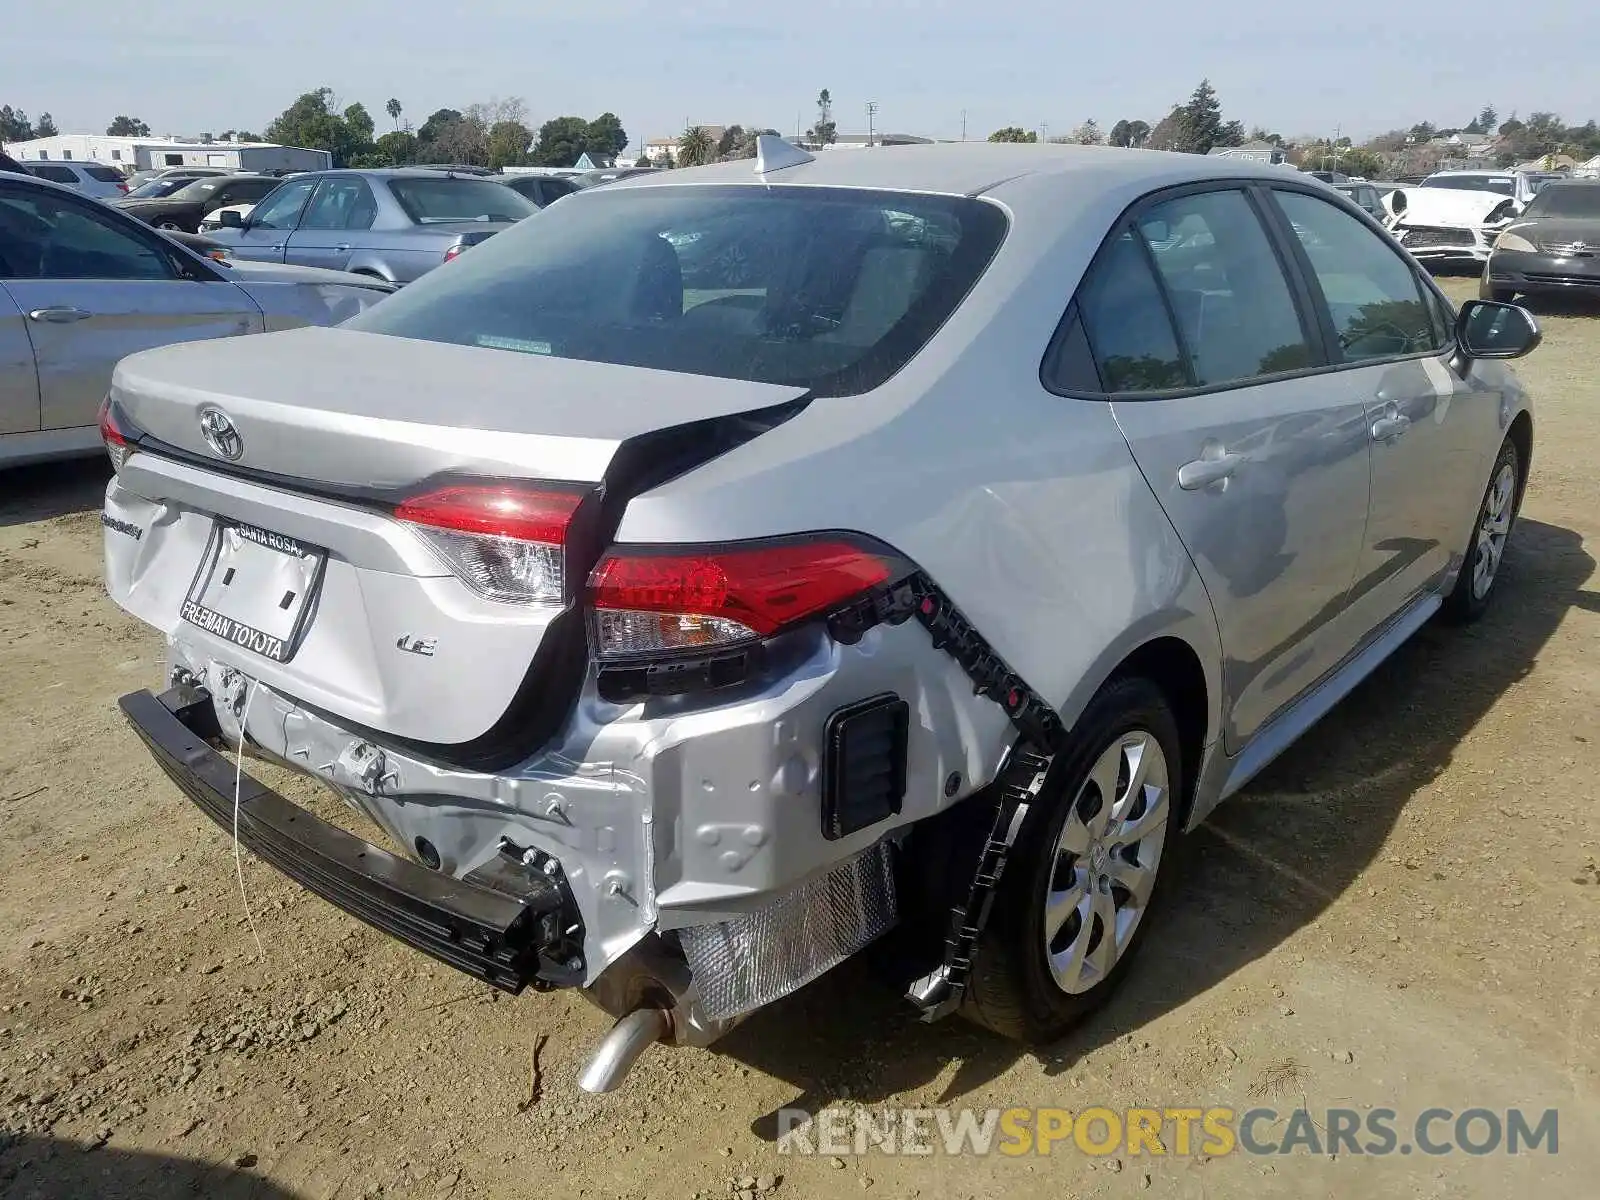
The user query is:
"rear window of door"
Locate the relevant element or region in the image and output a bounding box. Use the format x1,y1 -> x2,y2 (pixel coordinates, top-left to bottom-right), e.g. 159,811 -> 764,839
1272,189 -> 1443,363
85,166 -> 125,183
300,177 -> 379,230
28,165 -> 77,185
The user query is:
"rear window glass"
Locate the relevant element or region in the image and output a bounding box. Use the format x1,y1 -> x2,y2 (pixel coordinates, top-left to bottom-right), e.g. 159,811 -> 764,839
386,177 -> 536,224
347,185 -> 1008,397
85,166 -> 124,182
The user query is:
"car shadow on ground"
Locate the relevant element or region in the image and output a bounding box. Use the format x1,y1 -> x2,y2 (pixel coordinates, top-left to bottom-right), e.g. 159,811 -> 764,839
0,1135 -> 305,1200
0,458 -> 110,528
724,518 -> 1597,1140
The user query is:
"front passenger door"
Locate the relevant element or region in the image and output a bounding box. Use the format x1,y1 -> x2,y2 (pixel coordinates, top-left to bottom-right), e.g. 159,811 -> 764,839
229,176 -> 317,263
1269,188 -> 1487,632
1084,187 -> 1374,751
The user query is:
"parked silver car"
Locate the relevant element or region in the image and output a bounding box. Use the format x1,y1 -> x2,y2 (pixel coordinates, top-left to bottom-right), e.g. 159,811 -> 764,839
1,173 -> 391,468
104,140 -> 1539,1093
206,168 -> 538,283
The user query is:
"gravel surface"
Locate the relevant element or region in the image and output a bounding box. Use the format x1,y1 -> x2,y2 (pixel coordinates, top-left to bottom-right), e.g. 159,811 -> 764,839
2,280 -> 1598,1198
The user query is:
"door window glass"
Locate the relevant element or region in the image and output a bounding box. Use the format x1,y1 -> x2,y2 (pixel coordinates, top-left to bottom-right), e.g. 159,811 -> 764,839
1274,190 -> 1441,362
247,177 -> 316,229
300,177 -> 378,230
1139,189 -> 1315,385
1070,229 -> 1189,393
0,187 -> 175,280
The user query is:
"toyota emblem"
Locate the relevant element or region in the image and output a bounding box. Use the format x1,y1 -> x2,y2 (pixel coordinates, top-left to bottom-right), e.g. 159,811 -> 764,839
198,406 -> 243,461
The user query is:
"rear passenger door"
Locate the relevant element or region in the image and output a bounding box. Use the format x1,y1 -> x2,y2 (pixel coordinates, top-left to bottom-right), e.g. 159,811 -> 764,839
1071,185 -> 1374,751
1266,186 -> 1493,633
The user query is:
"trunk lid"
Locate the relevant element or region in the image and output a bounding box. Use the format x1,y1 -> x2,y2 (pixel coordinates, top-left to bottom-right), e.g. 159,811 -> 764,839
104,327 -> 808,762
110,325 -> 808,488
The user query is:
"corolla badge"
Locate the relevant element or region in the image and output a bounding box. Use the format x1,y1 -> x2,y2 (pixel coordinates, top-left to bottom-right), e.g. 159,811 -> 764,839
198,406 -> 243,461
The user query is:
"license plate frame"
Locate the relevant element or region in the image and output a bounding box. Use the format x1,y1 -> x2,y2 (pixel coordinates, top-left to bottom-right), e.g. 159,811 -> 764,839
181,521 -> 327,664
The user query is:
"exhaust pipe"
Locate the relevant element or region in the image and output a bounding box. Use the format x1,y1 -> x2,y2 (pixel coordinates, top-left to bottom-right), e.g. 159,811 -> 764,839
576,1006 -> 672,1094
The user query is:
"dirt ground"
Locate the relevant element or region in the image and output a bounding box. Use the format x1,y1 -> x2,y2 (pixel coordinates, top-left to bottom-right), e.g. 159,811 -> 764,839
3,278 -> 1600,1200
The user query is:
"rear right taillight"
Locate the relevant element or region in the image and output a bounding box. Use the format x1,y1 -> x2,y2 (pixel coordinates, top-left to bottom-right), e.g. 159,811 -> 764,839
588,537 -> 907,659
395,484 -> 588,603
98,396 -> 132,473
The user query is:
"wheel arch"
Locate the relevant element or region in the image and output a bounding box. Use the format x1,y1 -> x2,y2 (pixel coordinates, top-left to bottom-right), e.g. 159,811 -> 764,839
1506,408 -> 1533,512
1103,635 -> 1212,829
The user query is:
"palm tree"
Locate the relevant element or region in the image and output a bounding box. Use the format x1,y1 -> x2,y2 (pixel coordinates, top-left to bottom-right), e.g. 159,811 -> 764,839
677,125 -> 716,167
386,98 -> 402,131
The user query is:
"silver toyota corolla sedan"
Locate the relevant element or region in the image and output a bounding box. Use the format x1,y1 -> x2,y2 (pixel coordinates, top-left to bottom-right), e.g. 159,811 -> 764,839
1,173 -> 391,469
205,168 -> 537,283
102,139 -> 1539,1093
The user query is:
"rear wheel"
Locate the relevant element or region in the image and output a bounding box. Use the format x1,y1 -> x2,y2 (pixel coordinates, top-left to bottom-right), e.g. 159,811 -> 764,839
962,676 -> 1182,1042
1443,437 -> 1520,623
157,220 -> 186,232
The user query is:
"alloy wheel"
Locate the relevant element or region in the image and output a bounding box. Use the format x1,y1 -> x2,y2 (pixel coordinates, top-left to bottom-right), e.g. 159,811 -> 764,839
1043,731 -> 1171,995
1472,461 -> 1517,600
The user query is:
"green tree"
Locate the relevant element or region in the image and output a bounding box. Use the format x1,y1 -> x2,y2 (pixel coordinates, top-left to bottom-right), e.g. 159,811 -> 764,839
586,112 -> 628,159
386,98 -> 402,130
264,88 -> 373,166
1068,119 -> 1104,145
531,116 -> 592,166
1109,118 -> 1150,148
677,125 -> 717,167
716,124 -> 745,158
808,89 -> 836,147
988,126 -> 1037,143
417,108 -> 465,148
106,115 -> 150,137
426,117 -> 488,165
34,112 -> 57,138
1408,121 -> 1437,143
343,103 -> 375,147
486,120 -> 533,168
1174,79 -> 1226,154
0,106 -> 33,141
374,130 -> 416,165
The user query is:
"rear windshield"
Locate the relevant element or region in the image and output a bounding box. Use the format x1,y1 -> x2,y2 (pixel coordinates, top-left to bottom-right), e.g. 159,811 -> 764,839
171,178 -> 228,201
346,184 -> 1008,397
1525,185 -> 1600,218
1422,175 -> 1515,196
126,177 -> 188,199
85,166 -> 124,183
386,177 -> 536,224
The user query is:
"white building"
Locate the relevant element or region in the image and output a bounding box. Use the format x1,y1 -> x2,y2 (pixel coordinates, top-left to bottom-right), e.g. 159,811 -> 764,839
0,133 -> 332,174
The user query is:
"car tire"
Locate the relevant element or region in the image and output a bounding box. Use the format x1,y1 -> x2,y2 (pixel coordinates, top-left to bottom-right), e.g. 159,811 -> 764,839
1442,437 -> 1521,624
1480,281 -> 1516,303
157,221 -> 185,231
961,676 -> 1183,1043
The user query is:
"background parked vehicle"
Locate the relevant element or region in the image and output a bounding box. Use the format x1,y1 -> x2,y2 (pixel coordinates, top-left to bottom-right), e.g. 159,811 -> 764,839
125,165 -> 230,191
102,142 -> 1539,1092
206,168 -> 538,284
200,202 -> 257,232
572,166 -> 663,189
115,173 -> 280,234
0,173 -> 389,468
1483,179 -> 1600,301
1333,181 -> 1388,221
500,173 -> 580,207
20,161 -> 128,200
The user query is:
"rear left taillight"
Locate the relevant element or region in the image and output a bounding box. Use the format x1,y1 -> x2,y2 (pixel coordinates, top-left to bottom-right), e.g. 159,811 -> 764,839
116,182 -> 128,193
588,537 -> 907,659
98,396 -> 132,473
395,484 -> 587,603
442,244 -> 466,264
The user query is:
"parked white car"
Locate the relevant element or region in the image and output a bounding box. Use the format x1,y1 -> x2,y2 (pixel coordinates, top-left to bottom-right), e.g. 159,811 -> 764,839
1388,170 -> 1566,265
21,161 -> 128,201
200,202 -> 256,232
1,173 -> 390,469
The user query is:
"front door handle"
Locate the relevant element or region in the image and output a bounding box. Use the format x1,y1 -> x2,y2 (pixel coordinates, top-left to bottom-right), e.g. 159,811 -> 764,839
27,305 -> 91,323
1371,412 -> 1412,441
1177,451 -> 1245,490
333,244 -> 351,253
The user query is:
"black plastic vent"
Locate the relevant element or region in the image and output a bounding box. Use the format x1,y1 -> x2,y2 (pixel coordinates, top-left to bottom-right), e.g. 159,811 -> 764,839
822,694 -> 910,841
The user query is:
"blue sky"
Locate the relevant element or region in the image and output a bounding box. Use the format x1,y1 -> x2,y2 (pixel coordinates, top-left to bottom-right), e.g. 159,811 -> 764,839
7,1 -> 1595,151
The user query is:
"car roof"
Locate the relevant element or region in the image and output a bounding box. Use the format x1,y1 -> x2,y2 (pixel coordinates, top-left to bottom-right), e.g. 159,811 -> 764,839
304,167 -> 497,180
602,142 -> 1308,199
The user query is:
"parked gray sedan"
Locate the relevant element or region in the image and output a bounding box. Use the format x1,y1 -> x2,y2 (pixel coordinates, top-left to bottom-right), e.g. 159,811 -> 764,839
206,169 -> 538,284
105,140 -> 1542,1091
1,173 -> 389,468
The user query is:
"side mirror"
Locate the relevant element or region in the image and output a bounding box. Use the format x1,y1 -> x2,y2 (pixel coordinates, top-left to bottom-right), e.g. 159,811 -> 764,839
219,209 -> 244,228
1456,299 -> 1541,360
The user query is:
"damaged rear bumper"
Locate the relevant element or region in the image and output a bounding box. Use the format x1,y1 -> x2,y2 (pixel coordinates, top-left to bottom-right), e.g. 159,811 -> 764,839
119,684 -> 583,993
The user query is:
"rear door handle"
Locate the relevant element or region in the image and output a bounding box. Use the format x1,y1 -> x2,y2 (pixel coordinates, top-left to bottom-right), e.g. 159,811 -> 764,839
27,306 -> 92,323
1177,451 -> 1245,490
333,244 -> 351,253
